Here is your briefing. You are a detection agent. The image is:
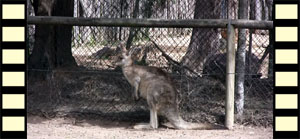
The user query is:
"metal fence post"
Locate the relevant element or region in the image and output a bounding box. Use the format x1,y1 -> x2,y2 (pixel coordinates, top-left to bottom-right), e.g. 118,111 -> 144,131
225,22 -> 236,129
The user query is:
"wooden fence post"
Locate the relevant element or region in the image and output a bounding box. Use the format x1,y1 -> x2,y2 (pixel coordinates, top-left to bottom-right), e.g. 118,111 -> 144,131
225,22 -> 236,129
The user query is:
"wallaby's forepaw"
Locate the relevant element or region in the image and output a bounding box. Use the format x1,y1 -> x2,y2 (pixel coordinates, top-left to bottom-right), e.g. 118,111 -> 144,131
134,95 -> 140,101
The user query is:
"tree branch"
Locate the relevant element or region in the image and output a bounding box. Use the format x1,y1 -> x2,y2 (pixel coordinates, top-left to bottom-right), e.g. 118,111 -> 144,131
139,30 -> 200,77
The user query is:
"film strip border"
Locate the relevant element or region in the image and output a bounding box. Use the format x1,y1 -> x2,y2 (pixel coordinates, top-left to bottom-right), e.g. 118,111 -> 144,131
274,0 -> 300,138
0,0 -> 27,138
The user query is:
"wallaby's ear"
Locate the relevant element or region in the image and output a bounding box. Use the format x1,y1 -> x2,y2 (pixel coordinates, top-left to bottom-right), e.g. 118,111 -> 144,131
119,43 -> 128,57
128,48 -> 133,56
121,45 -> 127,53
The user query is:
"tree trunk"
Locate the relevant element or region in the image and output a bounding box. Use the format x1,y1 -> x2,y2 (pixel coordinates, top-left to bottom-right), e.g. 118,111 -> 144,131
235,0 -> 249,116
126,0 -> 156,49
29,0 -> 77,72
180,0 -> 221,76
126,0 -> 140,49
267,0 -> 273,77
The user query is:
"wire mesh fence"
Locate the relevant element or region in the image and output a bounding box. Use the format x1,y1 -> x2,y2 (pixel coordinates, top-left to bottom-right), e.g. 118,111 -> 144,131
28,0 -> 273,127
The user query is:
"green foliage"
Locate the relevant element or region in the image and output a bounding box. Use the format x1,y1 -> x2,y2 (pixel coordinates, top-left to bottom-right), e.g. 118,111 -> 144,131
133,30 -> 150,43
101,55 -> 110,60
99,40 -> 108,46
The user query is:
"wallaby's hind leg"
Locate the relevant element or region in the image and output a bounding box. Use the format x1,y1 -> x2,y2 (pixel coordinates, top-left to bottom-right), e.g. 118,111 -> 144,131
133,107 -> 158,129
150,107 -> 158,129
133,99 -> 158,129
148,90 -> 159,129
162,107 -> 188,130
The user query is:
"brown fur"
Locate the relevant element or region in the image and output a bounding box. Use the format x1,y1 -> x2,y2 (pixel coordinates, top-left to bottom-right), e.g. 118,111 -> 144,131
116,45 -> 224,130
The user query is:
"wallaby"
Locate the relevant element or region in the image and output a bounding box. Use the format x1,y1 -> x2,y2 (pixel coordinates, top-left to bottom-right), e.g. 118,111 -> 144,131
116,45 -> 224,130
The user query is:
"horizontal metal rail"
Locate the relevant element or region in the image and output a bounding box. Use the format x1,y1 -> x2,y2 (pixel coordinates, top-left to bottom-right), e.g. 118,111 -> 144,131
28,16 -> 273,29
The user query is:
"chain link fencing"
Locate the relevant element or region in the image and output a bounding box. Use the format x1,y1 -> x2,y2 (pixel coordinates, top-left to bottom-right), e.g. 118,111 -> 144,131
28,0 -> 273,127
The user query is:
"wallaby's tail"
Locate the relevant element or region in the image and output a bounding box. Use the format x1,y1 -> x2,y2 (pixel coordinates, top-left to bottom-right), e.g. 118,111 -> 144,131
178,120 -> 224,130
166,110 -> 225,130
172,118 -> 224,130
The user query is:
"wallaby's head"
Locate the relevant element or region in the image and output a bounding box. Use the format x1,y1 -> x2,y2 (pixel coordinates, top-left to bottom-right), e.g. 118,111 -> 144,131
116,45 -> 134,67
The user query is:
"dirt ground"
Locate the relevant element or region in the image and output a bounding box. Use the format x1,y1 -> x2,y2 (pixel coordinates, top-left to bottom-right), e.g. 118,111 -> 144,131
28,70 -> 272,139
28,115 -> 272,139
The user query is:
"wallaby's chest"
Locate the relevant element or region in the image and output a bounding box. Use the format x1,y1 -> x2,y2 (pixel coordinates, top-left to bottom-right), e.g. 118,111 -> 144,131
122,68 -> 139,84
